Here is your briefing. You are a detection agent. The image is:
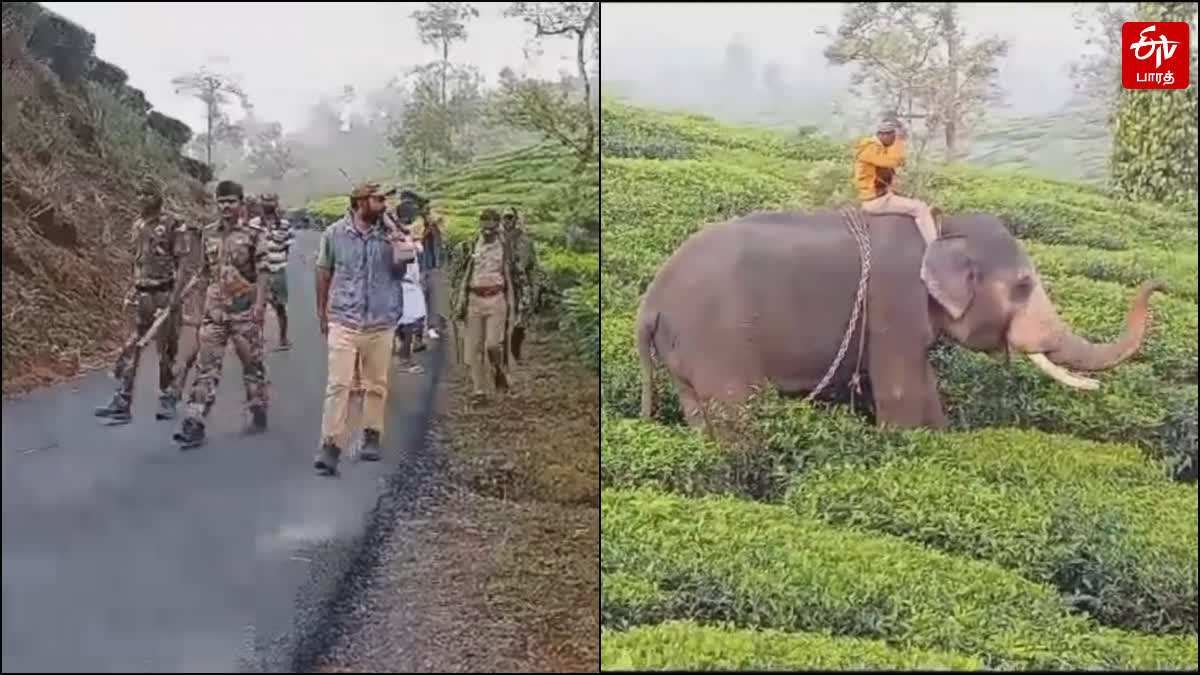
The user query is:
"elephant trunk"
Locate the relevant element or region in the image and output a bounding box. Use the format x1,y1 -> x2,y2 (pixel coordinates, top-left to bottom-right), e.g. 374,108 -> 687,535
1040,280 -> 1165,372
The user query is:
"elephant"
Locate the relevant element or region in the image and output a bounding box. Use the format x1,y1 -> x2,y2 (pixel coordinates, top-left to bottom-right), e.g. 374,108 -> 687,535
635,209 -> 1164,430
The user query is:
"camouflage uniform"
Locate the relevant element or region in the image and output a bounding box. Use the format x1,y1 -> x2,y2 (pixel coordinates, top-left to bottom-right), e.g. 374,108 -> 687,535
179,217 -> 270,435
169,221 -> 207,411
502,210 -> 538,362
95,206 -> 189,422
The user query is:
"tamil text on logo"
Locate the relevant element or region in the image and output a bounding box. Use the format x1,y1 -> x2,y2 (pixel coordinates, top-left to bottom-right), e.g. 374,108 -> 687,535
1121,21 -> 1190,90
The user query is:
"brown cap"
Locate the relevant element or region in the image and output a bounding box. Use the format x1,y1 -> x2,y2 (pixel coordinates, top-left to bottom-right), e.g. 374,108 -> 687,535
349,182 -> 396,200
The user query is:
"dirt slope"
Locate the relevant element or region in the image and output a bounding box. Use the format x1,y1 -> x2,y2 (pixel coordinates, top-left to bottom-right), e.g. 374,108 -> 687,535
2,2 -> 209,395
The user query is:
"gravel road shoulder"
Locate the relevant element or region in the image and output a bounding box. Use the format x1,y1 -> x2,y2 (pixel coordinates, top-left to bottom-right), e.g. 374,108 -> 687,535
312,330 -> 600,672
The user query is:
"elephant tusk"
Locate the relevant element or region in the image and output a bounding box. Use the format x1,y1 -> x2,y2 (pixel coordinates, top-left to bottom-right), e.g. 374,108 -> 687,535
1026,353 -> 1101,391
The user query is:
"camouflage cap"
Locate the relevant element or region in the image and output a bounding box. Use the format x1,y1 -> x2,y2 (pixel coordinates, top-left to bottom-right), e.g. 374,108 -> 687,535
258,192 -> 279,202
349,182 -> 396,200
480,207 -> 501,222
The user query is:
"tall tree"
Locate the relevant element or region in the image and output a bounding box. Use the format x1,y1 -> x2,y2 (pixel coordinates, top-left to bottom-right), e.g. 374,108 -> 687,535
501,2 -> 600,164
171,62 -> 249,172
1109,2 -> 1198,204
817,2 -> 1008,158
411,2 -> 479,106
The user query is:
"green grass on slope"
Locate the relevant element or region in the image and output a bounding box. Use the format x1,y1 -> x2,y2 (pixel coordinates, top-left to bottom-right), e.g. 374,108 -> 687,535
601,488 -> 1199,671
600,621 -> 985,671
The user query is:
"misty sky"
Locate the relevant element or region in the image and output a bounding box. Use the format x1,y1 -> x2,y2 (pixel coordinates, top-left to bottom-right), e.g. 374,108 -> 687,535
42,1 -> 576,134
602,2 -> 1094,116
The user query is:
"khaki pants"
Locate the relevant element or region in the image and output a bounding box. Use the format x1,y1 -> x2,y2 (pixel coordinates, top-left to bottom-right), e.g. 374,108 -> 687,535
321,323 -> 393,449
464,292 -> 507,394
861,193 -> 938,244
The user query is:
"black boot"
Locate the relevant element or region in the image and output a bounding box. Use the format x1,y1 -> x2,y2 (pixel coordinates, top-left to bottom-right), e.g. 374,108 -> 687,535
155,393 -> 177,421
314,440 -> 341,476
173,418 -> 205,449
360,429 -> 381,462
248,406 -> 267,433
95,395 -> 132,425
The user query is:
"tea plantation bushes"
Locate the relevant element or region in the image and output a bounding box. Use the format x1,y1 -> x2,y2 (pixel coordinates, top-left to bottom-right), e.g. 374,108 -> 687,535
602,98 -> 846,162
601,488 -> 1199,670
786,429 -> 1199,633
1026,241 -> 1198,301
601,413 -> 734,495
602,158 -> 797,289
600,621 -> 986,671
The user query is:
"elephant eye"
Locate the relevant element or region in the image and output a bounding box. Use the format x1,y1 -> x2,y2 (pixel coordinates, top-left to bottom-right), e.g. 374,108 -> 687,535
1011,277 -> 1033,302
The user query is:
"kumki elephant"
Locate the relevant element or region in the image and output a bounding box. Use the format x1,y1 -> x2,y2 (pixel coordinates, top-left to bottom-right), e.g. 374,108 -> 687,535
636,209 -> 1164,430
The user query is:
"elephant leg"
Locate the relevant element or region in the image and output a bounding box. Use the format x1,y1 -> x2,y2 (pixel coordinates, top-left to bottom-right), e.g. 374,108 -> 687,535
922,360 -> 949,430
869,349 -> 940,430
673,374 -> 708,430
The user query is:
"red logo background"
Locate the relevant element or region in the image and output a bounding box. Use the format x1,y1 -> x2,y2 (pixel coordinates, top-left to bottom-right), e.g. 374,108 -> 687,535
1121,21 -> 1190,89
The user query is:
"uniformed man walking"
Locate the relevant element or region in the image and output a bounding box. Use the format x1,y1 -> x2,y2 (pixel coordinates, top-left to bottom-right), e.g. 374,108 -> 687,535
501,207 -> 538,363
173,180 -> 271,449
454,209 -> 520,404
94,178 -> 190,425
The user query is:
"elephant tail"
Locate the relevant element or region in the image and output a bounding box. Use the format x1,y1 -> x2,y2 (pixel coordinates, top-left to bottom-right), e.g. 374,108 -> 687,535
636,305 -> 660,421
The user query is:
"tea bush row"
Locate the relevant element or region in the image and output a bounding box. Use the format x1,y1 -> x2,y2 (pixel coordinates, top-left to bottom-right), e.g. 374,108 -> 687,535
1025,241 -> 1198,301
786,439 -> 1199,633
601,98 -> 845,162
600,488 -> 1199,671
600,620 -> 985,671
602,388 -> 1183,497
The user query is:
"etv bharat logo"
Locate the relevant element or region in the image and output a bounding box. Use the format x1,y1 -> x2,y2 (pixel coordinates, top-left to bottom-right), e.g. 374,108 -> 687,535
1122,22 -> 1190,89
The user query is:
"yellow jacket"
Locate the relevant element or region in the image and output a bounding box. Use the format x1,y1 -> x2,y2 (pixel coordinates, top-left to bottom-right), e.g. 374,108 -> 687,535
853,136 -> 906,201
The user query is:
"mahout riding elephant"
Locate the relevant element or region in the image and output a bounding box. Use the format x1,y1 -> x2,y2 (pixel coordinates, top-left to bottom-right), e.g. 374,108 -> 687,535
636,209 -> 1164,430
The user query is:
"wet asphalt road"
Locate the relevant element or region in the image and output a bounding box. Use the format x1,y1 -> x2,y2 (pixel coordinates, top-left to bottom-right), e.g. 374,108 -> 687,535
2,231 -> 437,672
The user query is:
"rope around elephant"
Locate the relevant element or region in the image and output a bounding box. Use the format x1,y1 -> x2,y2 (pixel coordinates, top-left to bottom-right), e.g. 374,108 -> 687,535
805,206 -> 872,403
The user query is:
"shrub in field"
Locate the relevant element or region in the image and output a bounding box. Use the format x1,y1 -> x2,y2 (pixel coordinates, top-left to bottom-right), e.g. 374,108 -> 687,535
601,412 -> 734,495
601,488 -> 1200,670
539,248 -> 600,294
600,621 -> 986,671
561,283 -> 599,372
1160,386 -> 1198,482
786,429 -> 1198,633
601,134 -> 695,160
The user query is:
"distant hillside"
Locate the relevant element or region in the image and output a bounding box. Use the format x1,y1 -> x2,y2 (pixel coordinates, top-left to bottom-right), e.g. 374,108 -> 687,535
2,2 -> 209,394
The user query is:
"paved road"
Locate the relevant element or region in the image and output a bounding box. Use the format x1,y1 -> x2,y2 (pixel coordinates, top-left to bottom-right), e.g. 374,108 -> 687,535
2,231 -> 437,672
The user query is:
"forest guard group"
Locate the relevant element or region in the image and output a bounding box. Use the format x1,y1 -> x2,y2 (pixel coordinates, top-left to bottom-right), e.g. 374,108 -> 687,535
94,177 -> 540,475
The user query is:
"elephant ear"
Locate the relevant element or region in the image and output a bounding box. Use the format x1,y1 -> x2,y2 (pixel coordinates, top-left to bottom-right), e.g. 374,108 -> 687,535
920,234 -> 976,321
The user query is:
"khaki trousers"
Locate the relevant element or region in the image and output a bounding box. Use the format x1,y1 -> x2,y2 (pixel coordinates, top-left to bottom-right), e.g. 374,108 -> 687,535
464,292 -> 507,394
321,322 -> 393,449
861,193 -> 938,244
